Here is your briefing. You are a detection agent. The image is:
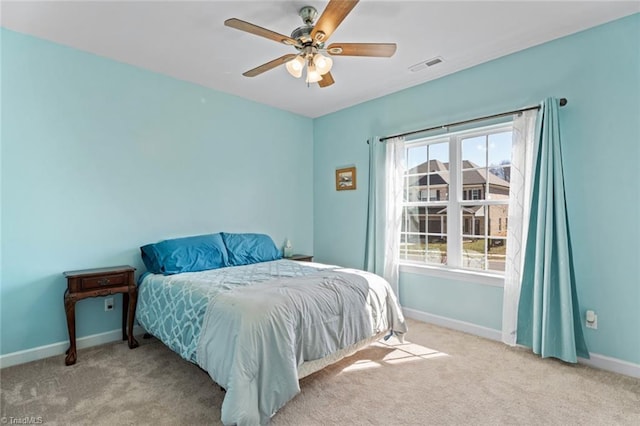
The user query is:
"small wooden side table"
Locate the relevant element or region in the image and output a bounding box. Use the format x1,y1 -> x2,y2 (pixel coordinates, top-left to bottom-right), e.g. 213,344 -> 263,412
289,254 -> 314,262
63,265 -> 139,365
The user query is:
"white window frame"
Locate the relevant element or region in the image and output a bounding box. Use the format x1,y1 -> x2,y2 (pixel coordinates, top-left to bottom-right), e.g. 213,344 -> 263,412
400,122 -> 512,287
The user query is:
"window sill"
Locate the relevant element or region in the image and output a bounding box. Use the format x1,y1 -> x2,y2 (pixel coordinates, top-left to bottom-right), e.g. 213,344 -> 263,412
399,262 -> 505,287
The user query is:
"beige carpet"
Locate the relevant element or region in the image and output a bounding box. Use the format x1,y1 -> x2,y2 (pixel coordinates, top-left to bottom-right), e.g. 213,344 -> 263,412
1,319 -> 639,425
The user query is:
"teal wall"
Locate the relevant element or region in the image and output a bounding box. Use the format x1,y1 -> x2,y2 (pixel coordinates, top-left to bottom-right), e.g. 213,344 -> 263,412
400,272 -> 504,331
313,14 -> 640,364
0,29 -> 314,355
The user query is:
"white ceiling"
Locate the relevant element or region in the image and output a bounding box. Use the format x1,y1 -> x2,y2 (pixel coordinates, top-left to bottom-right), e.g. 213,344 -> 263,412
2,1 -> 639,118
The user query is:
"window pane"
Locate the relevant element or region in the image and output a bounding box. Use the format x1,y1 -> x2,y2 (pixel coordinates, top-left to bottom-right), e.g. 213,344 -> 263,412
462,238 -> 486,270
406,173 -> 428,202
462,170 -> 486,200
461,205 -> 485,236
407,145 -> 428,170
427,212 -> 446,236
426,209 -> 447,265
460,204 -> 508,272
461,205 -> 487,271
488,205 -> 509,237
426,237 -> 447,265
402,206 -> 425,233
401,206 -> 426,260
425,142 -> 449,201
488,239 -> 506,272
488,132 -> 512,168
425,175 -> 448,201
399,234 -> 407,260
487,132 -> 512,201
462,135 -> 487,169
401,233 -> 426,261
428,142 -> 449,168
400,233 -> 407,259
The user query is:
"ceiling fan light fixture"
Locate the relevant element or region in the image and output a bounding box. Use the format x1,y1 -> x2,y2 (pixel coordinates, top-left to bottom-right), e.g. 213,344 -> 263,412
313,53 -> 333,75
305,64 -> 322,83
285,55 -> 305,78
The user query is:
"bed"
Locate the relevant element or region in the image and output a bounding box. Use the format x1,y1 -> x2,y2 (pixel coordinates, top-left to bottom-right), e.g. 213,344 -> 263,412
135,232 -> 407,425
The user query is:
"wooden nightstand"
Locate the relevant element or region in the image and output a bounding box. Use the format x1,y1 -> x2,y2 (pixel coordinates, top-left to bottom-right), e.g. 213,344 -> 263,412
289,254 -> 314,262
63,265 -> 139,365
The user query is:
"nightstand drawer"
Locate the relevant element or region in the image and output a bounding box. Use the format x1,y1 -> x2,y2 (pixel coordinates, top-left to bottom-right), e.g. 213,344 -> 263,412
64,265 -> 135,293
79,273 -> 127,290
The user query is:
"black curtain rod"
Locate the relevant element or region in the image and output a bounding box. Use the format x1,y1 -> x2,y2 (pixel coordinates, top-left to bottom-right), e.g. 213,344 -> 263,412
378,98 -> 568,142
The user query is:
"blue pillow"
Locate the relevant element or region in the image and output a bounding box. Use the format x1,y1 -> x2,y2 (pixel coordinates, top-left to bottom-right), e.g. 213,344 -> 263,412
140,233 -> 229,275
221,232 -> 282,266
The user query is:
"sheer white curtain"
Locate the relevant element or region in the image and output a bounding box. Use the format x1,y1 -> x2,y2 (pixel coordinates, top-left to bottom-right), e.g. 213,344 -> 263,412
383,136 -> 405,295
502,110 -> 537,345
365,136 -> 405,296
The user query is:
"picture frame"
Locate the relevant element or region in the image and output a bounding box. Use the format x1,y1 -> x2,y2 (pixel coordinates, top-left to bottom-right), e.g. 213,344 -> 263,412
335,166 -> 356,191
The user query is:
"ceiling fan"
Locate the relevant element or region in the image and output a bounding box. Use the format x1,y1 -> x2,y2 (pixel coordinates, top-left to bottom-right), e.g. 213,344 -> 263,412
224,0 -> 397,88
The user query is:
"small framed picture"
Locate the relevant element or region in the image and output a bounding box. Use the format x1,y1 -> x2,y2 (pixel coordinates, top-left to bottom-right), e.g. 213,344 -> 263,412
336,166 -> 356,191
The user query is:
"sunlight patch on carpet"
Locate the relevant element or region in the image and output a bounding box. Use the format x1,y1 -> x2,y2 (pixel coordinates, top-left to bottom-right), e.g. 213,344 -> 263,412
341,359 -> 383,372
339,339 -> 449,373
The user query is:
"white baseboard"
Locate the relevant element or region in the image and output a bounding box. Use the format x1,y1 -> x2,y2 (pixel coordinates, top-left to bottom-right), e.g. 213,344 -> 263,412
0,326 -> 145,369
578,353 -> 640,379
402,307 -> 640,379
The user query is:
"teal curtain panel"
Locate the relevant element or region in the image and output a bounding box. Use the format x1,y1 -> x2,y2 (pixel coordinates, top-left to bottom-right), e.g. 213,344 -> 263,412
364,137 -> 385,276
516,98 -> 589,363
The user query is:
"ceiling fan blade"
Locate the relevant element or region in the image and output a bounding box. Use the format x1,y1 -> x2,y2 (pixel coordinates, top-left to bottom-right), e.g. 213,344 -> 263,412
310,0 -> 359,43
243,54 -> 298,77
327,43 -> 397,57
318,72 -> 335,88
225,18 -> 300,47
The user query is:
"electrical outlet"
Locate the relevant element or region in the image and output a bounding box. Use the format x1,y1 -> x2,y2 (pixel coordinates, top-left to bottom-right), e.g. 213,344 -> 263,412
104,297 -> 114,312
585,310 -> 597,329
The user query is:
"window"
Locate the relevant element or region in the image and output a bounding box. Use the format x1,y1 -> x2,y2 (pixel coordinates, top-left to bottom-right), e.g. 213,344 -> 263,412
400,123 -> 512,274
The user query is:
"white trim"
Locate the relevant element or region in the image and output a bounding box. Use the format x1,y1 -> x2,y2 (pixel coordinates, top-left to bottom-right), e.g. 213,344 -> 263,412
0,326 -> 145,369
448,134 -> 462,267
400,262 -> 505,287
403,307 -> 502,341
578,353 -> 640,379
403,306 -> 640,378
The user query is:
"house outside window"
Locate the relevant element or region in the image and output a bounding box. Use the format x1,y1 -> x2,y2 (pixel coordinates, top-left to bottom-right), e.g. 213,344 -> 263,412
401,123 -> 512,273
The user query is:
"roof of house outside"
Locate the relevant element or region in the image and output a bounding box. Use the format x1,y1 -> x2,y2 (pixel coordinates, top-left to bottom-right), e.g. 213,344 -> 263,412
408,160 -> 510,189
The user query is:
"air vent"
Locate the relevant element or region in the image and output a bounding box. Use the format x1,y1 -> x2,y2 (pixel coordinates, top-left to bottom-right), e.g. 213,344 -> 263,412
409,56 -> 444,73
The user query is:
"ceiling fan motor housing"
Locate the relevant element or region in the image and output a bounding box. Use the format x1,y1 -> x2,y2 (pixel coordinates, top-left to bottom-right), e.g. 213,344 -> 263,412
291,25 -> 314,44
291,6 -> 322,45
299,6 -> 318,25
